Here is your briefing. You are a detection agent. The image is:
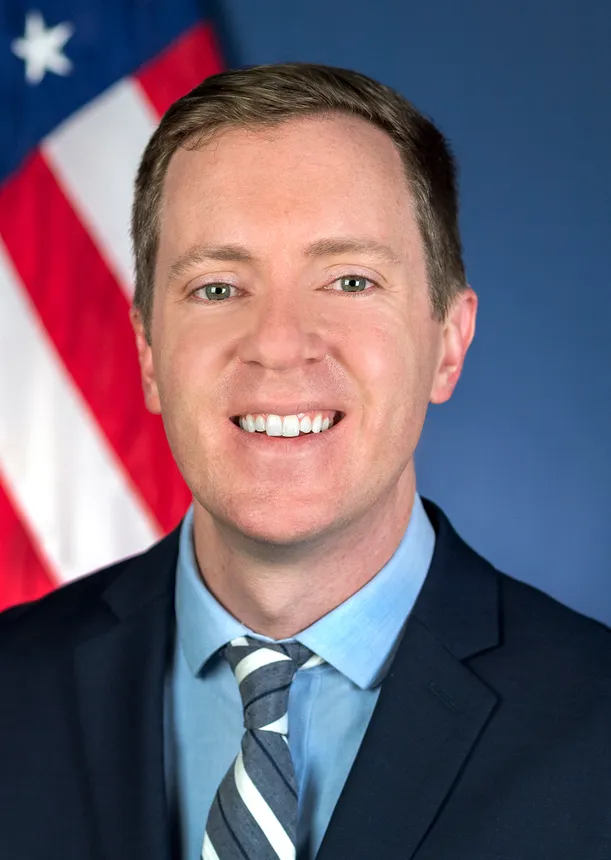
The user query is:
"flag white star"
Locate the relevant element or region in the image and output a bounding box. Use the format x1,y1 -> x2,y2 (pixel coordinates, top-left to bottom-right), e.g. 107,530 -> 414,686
11,10 -> 74,85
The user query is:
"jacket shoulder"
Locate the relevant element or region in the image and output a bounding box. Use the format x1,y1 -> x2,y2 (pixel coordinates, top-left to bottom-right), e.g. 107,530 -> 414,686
0,555 -> 129,651
496,569 -> 611,671
423,496 -> 611,661
0,527 -> 180,655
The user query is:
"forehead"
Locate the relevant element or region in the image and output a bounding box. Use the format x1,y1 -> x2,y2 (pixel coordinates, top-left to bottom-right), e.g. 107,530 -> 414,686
159,114 -> 418,252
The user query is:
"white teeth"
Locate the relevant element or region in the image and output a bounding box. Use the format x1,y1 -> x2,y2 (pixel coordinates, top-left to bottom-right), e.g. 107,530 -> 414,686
282,415 -> 300,437
237,412 -> 337,437
265,415 -> 283,436
300,415 -> 312,433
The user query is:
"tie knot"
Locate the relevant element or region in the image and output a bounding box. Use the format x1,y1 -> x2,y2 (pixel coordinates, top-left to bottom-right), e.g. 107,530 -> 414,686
224,636 -> 321,732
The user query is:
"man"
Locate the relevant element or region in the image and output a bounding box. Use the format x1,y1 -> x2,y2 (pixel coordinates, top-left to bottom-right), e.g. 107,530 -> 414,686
1,63 -> 610,860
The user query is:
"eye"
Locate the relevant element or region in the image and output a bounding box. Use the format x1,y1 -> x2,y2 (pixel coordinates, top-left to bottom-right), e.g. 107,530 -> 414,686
192,283 -> 238,302
329,275 -> 375,294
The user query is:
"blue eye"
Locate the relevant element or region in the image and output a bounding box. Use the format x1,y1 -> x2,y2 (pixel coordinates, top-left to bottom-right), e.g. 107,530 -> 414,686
194,283 -> 236,301
192,275 -> 375,303
333,276 -> 373,293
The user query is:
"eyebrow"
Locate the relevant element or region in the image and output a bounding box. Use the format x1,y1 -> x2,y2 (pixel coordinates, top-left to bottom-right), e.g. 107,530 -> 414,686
304,237 -> 403,267
167,237 -> 403,282
167,244 -> 255,282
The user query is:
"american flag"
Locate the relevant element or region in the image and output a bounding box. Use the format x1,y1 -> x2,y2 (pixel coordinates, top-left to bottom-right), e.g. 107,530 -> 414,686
0,1 -> 222,612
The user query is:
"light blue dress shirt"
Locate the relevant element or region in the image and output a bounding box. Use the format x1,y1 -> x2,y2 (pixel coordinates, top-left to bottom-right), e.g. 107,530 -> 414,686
165,493 -> 436,860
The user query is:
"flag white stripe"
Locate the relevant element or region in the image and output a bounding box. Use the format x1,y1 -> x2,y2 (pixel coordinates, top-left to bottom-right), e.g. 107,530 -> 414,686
235,649 -> 291,685
0,239 -> 158,583
42,77 -> 158,299
201,833 -> 221,860
234,751 -> 294,860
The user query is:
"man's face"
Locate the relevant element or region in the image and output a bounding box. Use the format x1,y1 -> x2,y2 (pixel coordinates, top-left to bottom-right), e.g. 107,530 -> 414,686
134,115 -> 475,548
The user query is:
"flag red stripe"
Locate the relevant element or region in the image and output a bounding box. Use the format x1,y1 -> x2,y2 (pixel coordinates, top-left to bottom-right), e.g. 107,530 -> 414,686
135,23 -> 223,118
0,153 -> 190,534
0,475 -> 56,612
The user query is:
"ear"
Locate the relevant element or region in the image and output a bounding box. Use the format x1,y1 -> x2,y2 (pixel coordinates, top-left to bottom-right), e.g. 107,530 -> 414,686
130,307 -> 161,414
430,288 -> 478,405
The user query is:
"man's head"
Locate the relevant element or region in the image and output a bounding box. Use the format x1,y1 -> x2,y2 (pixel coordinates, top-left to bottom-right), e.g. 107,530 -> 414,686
132,63 -> 467,340
130,63 -> 476,552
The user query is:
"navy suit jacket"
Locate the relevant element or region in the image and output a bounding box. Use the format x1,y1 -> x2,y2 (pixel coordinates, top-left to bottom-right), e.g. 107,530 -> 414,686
1,499 -> 610,859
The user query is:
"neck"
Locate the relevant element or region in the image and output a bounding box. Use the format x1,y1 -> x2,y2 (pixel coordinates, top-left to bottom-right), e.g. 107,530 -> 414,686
191,466 -> 417,640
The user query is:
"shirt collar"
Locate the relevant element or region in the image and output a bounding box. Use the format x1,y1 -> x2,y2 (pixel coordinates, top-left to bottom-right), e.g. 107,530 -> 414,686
175,493 -> 435,690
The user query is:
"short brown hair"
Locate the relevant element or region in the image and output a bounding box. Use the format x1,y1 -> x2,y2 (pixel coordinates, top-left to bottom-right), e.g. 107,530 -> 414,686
131,62 -> 466,339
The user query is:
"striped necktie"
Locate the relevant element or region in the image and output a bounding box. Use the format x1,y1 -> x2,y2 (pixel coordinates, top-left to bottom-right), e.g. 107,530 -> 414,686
202,635 -> 323,860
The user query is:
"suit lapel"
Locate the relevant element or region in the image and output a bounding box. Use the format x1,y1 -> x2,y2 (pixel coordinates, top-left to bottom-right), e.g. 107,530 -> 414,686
317,499 -> 500,860
73,528 -> 180,860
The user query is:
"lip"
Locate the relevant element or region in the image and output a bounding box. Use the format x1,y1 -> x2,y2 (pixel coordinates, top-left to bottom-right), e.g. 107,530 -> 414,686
227,411 -> 348,454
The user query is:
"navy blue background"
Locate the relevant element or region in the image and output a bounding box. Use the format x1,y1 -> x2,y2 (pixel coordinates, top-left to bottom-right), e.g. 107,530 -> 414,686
213,0 -> 611,624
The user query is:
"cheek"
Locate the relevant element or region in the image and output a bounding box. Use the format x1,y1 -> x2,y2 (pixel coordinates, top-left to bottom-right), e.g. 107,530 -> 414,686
352,317 -> 424,404
351,313 -> 438,451
153,330 -> 210,426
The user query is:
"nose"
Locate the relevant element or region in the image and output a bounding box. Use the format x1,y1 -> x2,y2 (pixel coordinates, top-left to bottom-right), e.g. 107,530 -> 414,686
236,289 -> 327,371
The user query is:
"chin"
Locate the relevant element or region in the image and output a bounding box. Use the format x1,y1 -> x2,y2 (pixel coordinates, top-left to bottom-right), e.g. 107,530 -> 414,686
223,500 -> 339,549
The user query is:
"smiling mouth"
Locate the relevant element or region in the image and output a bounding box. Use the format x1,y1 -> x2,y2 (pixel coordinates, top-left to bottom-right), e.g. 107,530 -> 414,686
230,412 -> 345,436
